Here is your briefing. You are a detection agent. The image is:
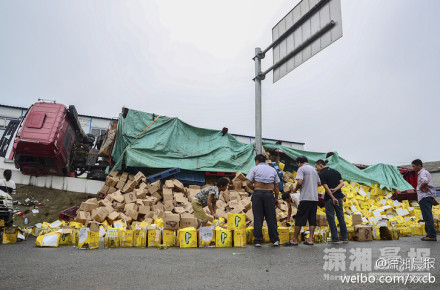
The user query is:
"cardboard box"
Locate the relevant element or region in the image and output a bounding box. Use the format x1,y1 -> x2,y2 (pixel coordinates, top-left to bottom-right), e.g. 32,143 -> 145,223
174,207 -> 186,214
173,179 -> 185,192
105,176 -> 118,187
148,183 -> 161,195
115,181 -> 125,189
234,171 -> 247,181
317,214 -> 328,227
120,172 -> 129,182
164,213 -> 180,230
163,192 -> 174,202
181,217 -> 198,229
164,200 -> 175,211
134,171 -> 145,184
76,211 -> 91,223
164,180 -> 175,188
113,192 -> 125,203
107,211 -> 120,222
352,213 -> 363,226
124,192 -> 137,204
353,225 -> 373,241
92,207 -> 109,223
99,184 -> 110,195
79,200 -> 99,212
124,203 -> 138,212
152,192 -> 162,201
135,189 -> 147,199
122,180 -> 137,193
233,180 -> 242,191
138,206 -> 151,215
126,208 -> 139,221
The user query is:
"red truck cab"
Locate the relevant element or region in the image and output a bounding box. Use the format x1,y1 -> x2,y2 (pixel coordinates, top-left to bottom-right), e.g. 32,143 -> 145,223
13,102 -> 75,176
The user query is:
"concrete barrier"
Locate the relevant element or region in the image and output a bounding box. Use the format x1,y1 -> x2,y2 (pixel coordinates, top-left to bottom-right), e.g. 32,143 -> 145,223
1,158 -> 103,194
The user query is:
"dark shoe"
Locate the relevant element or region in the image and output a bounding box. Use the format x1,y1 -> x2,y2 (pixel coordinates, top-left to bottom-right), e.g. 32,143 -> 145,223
341,239 -> 349,243
303,241 -> 314,246
421,237 -> 437,241
328,240 -> 341,244
285,241 -> 298,246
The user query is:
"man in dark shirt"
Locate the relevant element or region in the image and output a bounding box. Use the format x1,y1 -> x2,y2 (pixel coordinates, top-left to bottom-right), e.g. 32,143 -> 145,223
315,160 -> 347,243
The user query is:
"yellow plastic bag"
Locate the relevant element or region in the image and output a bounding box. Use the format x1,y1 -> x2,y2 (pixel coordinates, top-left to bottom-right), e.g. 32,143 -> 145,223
180,227 -> 197,248
120,229 -> 134,247
104,228 -> 120,248
35,232 -> 61,247
215,227 -> 232,247
233,229 -> 246,247
198,227 -> 215,247
227,214 -> 246,230
2,227 -> 18,244
133,229 -> 147,248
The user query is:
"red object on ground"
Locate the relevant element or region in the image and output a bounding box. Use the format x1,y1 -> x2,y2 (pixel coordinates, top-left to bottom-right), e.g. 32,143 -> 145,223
59,205 -> 80,221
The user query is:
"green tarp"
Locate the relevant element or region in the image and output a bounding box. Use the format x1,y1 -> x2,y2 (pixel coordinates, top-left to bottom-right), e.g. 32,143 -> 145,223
111,108 -> 412,191
263,143 -> 413,191
111,109 -> 256,173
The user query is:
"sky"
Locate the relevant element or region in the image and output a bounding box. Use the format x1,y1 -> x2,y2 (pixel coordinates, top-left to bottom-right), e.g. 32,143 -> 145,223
0,0 -> 439,166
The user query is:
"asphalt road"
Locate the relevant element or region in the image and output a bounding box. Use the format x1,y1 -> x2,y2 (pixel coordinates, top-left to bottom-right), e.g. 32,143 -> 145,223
1,236 -> 439,290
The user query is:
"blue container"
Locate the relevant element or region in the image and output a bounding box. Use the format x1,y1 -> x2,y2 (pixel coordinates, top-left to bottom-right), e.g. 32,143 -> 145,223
175,170 -> 206,186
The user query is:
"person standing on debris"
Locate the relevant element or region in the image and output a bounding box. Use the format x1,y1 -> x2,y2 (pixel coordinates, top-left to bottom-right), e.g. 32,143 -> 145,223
192,177 -> 229,227
0,169 -> 16,195
246,154 -> 280,247
315,159 -> 347,244
287,156 -> 321,246
411,159 -> 437,241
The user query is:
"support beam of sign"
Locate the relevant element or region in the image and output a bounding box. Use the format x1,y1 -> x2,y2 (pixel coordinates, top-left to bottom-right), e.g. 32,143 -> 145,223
252,0 -> 342,155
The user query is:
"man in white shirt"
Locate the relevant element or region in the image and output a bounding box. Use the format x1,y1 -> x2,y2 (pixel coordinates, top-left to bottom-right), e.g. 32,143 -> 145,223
288,156 -> 321,246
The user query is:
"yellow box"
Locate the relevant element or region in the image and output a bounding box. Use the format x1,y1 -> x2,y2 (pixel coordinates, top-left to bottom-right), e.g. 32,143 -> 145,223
148,229 -> 161,247
278,227 -> 290,245
104,228 -> 120,248
180,227 -> 197,248
133,229 -> 147,248
262,226 -> 270,243
227,214 -> 246,230
78,228 -> 99,249
246,227 -> 254,244
198,227 -> 215,247
163,230 -> 176,247
120,229 -> 134,247
233,229 -> 247,247
0,219 -> 5,227
215,227 -> 232,247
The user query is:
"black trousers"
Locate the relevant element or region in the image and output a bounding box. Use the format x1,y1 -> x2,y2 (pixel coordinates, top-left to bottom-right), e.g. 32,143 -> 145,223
252,190 -> 279,244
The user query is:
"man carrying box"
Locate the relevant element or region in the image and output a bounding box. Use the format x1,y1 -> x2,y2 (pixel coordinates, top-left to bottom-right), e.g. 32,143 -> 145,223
412,159 -> 437,241
192,178 -> 229,227
246,154 -> 280,247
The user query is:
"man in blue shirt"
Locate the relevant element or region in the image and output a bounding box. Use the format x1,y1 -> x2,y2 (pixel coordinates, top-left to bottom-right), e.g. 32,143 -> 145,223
246,154 -> 280,247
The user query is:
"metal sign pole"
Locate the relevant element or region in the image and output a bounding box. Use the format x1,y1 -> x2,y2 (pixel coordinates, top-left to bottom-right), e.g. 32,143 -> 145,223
254,47 -> 263,155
